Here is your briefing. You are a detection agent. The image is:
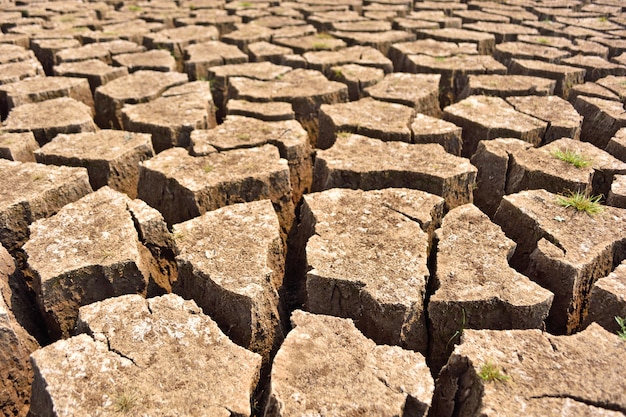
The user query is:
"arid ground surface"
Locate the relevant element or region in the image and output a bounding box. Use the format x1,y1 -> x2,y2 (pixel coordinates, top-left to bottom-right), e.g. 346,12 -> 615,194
1,0 -> 626,415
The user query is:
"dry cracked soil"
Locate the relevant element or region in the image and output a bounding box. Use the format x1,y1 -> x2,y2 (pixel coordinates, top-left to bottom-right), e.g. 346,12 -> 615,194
1,0 -> 626,416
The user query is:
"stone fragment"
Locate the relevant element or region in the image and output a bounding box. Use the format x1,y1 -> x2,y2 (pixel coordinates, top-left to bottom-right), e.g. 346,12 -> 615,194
606,127 -> 626,162
265,310 -> 434,417
0,131 -> 39,162
302,188 -> 443,353
0,59 -> 45,85
365,72 -> 440,117
585,260 -> 626,332
22,187 -> 171,338
183,40 -> 248,81
411,113 -> 463,155
172,200 -> 284,362
228,69 -> 348,144
0,244 -> 39,417
94,70 -> 188,129
3,98 -> 97,145
574,95 -> 626,149
0,160 -> 92,252
506,95 -> 582,143
405,54 -> 506,108
301,45 -> 393,75
122,81 -> 216,152
137,145 -> 293,228
34,130 -> 154,198
509,58 -> 586,98
431,325 -> 626,417
493,41 -> 570,67
317,97 -> 415,149
112,49 -> 176,72
443,95 -> 547,158
0,76 -> 94,119
416,27 -> 494,54
53,59 -> 129,94
30,294 -> 261,417
190,116 -> 312,202
494,189 -> 626,333
459,74 -> 555,99
226,99 -> 295,121
143,25 -> 219,60
562,55 -> 626,82
312,134 -> 476,209
428,204 -> 553,371
328,64 -> 384,101
470,138 -> 533,217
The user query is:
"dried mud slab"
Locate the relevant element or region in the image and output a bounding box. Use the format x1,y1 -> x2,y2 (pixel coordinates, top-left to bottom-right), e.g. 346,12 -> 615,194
431,325 -> 626,417
568,81 -> 621,103
0,59 -> 45,86
493,41 -> 570,67
0,131 -> 39,162
443,95 -> 547,158
317,97 -> 415,149
0,244 -> 39,417
459,74 -> 556,99
328,29 -> 415,55
388,39 -> 477,73
93,70 -> 188,129
23,187 -> 174,339
364,72 -> 441,117
494,189 -> 626,334
312,134 -> 476,209
301,45 -> 393,75
172,200 -> 284,363
30,294 -> 261,417
606,127 -> 626,162
416,28 -> 495,55
137,145 -> 293,229
112,49 -> 176,72
143,25 -> 219,60
55,40 -> 145,65
428,204 -> 553,372
506,95 -> 582,143
272,33 -> 347,54
608,174 -> 626,208
411,113 -> 463,155
265,310 -> 434,417
0,160 -> 92,252
33,130 -> 154,199
3,97 -> 97,145
585,260 -> 626,333
574,95 -> 626,149
0,44 -> 37,65
301,188 -> 444,353
228,69 -> 348,144
53,59 -> 129,94
509,59 -> 586,98
30,38 -> 80,75
328,63 -> 385,101
562,55 -> 626,82
183,40 -> 248,81
248,41 -> 293,64
225,99 -> 295,121
121,81 -> 216,152
190,116 -> 312,203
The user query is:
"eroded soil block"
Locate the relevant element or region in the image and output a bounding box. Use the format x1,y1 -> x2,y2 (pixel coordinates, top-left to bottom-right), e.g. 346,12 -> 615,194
137,145 -> 293,228
112,49 -> 176,72
575,95 -> 626,149
509,59 -> 585,98
34,130 -> 155,198
312,134 -> 476,209
190,116 -> 312,202
172,200 -> 284,363
443,95 -> 547,158
301,45 -> 393,75
30,294 -> 261,417
459,74 -> 556,99
265,310 -> 434,417
23,187 -> 173,339
53,59 -> 129,94
584,260 -> 626,333
317,97 -> 415,149
0,160 -> 92,252
302,188 -> 444,353
365,72 -> 441,117
431,325 -> 626,417
0,131 -> 39,162
183,40 -> 248,81
411,113 -> 463,155
0,59 -> 45,86
428,204 -> 553,371
494,189 -> 626,334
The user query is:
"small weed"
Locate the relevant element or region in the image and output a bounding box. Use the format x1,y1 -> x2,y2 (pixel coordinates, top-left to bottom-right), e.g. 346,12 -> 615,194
127,5 -> 142,12
599,16 -> 608,22
172,230 -> 186,241
538,37 -> 550,45
446,308 -> 466,351
556,191 -> 603,215
434,56 -> 447,61
312,42 -> 330,50
552,148 -> 591,168
616,316 -> 626,341
316,32 -> 333,39
113,390 -> 137,413
237,133 -> 251,141
31,173 -> 44,181
332,68 -> 343,78
336,130 -> 352,139
239,1 -> 252,7
203,164 -> 214,173
478,361 -> 510,383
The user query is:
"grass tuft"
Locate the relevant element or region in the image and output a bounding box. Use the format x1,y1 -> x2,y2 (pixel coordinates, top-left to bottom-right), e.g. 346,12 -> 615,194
113,391 -> 137,413
478,361 -> 510,383
556,191 -> 603,215
616,316 -> 626,341
552,148 -> 591,168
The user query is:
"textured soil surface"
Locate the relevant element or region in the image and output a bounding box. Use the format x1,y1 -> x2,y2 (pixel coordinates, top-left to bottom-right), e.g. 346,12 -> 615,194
1,0 -> 626,416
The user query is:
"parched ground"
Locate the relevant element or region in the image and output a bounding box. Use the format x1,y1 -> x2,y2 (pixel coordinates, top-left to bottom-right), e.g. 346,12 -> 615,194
1,0 -> 626,416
